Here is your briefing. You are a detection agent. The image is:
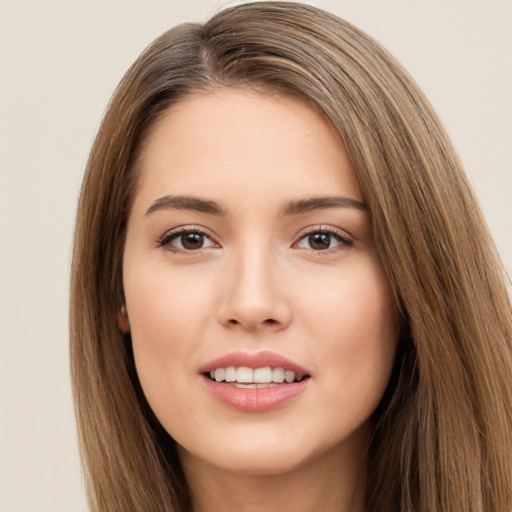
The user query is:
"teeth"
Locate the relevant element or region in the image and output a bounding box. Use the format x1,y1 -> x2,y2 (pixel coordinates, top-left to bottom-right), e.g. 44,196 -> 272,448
285,370 -> 295,383
209,366 -> 304,384
272,367 -> 285,382
214,368 -> 225,382
236,366 -> 253,383
225,366 -> 236,382
254,367 -> 273,383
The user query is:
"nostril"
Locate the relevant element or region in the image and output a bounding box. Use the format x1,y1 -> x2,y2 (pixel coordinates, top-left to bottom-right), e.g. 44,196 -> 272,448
225,318 -> 281,330
226,318 -> 278,327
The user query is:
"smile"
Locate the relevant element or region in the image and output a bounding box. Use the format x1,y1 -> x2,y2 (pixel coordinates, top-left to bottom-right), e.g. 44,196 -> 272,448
200,352 -> 311,412
208,366 -> 307,386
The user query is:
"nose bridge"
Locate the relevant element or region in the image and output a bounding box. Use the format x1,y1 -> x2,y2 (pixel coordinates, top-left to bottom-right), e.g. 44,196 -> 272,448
218,239 -> 291,330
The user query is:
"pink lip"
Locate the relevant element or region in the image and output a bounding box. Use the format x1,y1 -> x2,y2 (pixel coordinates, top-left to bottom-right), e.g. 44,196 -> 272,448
199,350 -> 310,375
201,377 -> 309,412
199,351 -> 311,413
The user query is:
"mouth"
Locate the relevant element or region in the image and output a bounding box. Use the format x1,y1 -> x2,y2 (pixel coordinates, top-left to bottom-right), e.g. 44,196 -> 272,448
205,366 -> 310,388
200,351 -> 311,412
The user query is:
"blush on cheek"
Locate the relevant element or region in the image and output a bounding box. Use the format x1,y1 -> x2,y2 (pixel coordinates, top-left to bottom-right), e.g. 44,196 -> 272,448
312,274 -> 399,411
127,276 -> 211,408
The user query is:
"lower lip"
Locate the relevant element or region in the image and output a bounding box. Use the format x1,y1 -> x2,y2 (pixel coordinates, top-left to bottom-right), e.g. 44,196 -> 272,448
201,376 -> 309,412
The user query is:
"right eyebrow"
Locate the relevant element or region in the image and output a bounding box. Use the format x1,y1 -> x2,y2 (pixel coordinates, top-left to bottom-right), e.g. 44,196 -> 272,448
145,195 -> 228,217
281,195 -> 366,216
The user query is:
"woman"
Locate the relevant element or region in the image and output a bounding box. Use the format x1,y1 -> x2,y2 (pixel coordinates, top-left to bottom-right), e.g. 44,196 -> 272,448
70,2 -> 512,511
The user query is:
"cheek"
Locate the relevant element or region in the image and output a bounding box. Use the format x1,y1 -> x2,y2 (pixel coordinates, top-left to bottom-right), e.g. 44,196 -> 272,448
300,259 -> 399,411
300,259 -> 398,343
124,263 -> 217,408
126,260 -> 217,340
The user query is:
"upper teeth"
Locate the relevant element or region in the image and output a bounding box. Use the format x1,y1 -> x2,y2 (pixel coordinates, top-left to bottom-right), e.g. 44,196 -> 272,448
210,366 -> 301,384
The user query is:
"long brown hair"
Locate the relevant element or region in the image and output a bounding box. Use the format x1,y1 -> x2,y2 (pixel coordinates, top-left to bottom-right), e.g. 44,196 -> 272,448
70,2 -> 512,511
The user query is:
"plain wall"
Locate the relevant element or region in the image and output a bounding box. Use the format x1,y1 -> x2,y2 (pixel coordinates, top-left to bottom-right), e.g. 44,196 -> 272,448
0,1 -> 510,510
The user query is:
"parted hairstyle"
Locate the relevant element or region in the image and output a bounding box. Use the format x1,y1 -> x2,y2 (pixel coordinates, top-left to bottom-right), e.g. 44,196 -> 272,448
70,2 -> 512,511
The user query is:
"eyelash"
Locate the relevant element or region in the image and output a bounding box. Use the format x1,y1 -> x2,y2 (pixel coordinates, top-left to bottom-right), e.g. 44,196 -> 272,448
295,226 -> 354,254
157,226 -> 353,255
157,227 -> 219,254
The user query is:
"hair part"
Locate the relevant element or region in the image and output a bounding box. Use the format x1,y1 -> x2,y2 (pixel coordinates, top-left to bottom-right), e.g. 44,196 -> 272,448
70,2 -> 512,511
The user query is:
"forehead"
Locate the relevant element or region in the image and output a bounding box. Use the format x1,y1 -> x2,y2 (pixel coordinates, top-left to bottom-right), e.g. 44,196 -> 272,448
133,88 -> 363,209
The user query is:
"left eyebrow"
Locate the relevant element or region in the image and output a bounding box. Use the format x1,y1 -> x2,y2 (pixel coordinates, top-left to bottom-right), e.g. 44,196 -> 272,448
281,196 -> 367,216
145,195 -> 228,216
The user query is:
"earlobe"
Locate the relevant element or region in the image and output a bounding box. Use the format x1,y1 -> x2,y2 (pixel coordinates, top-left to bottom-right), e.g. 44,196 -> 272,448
117,305 -> 131,333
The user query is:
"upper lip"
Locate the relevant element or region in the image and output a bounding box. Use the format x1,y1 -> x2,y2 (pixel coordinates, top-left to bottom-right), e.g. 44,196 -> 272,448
199,350 -> 310,376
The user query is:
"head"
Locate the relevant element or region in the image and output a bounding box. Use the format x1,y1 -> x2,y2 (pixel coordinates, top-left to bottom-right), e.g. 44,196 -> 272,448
70,2 -> 512,511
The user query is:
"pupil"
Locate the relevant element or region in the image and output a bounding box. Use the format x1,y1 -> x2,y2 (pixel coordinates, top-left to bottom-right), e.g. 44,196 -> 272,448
309,233 -> 330,250
182,233 -> 203,250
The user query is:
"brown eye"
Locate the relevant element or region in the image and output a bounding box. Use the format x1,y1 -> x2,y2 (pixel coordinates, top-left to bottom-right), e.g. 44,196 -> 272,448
308,233 -> 332,250
181,232 -> 205,250
296,229 -> 352,252
160,229 -> 216,252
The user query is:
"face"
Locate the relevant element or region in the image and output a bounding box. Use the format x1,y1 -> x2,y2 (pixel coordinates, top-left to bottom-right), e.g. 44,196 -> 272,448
122,88 -> 399,477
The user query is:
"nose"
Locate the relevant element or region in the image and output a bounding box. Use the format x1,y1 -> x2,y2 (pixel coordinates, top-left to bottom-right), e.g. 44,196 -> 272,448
217,248 -> 292,332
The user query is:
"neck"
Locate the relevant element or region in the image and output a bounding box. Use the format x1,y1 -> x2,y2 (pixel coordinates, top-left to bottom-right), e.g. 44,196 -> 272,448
180,428 -> 369,512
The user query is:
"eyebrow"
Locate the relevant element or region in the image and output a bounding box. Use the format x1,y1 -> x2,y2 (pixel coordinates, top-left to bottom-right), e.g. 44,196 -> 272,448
145,195 -> 228,216
145,194 -> 366,217
281,196 -> 366,215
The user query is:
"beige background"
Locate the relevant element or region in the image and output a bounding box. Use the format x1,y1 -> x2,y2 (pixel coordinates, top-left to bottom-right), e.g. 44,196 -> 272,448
0,1 -> 510,510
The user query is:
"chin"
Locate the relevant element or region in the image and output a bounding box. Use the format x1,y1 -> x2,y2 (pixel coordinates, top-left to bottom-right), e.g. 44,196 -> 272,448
175,419 -> 368,479
228,449 -> 310,476
179,441 -> 313,477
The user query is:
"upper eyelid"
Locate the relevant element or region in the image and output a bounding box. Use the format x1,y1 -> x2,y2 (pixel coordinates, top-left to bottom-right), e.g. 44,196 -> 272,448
156,224 -> 354,248
292,228 -> 354,257
158,226 -> 220,247
295,224 -> 354,241
160,225 -> 216,237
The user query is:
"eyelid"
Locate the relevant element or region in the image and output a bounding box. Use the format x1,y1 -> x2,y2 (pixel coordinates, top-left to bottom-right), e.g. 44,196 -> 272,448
156,224 -> 353,254
293,225 -> 354,253
157,225 -> 220,252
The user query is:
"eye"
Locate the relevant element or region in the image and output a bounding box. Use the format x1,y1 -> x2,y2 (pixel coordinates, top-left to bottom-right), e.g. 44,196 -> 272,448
295,229 -> 352,252
158,229 -> 217,252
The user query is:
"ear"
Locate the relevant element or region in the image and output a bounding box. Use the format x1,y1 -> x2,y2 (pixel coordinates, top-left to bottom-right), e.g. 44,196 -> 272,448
117,305 -> 131,333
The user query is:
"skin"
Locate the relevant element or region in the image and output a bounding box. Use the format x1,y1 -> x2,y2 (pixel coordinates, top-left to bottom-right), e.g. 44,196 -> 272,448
121,88 -> 400,512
